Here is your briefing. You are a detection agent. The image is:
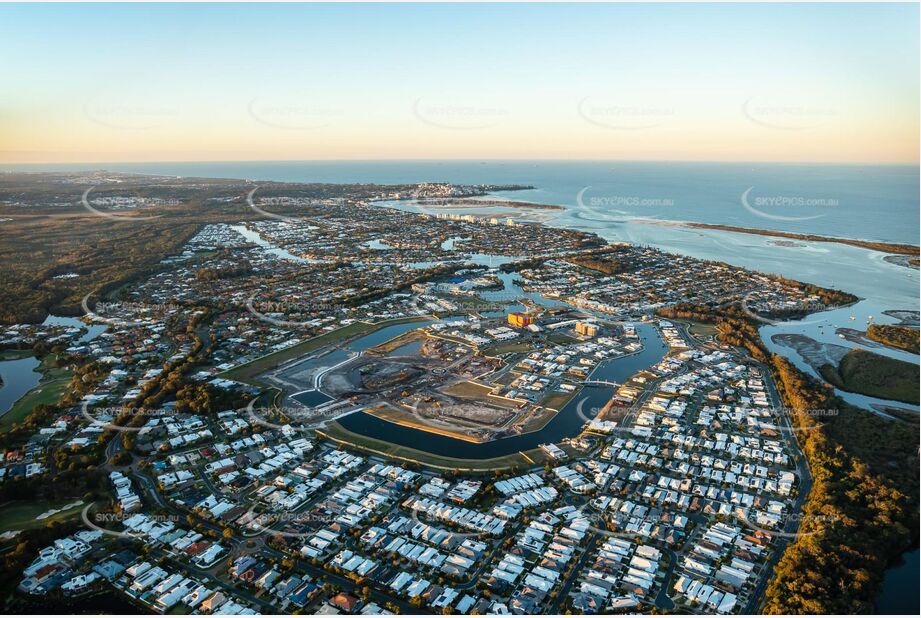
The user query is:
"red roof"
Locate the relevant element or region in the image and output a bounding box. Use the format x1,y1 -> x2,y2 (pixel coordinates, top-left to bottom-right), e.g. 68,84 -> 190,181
330,593 -> 360,612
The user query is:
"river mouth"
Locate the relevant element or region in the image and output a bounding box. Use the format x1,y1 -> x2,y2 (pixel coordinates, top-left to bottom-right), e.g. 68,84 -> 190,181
335,322 -> 668,459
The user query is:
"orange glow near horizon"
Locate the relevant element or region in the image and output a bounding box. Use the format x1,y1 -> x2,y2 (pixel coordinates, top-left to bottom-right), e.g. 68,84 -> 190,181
1,3 -> 918,165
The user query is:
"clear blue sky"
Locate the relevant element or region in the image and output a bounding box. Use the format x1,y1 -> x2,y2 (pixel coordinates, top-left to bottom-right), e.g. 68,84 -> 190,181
1,2 -> 918,162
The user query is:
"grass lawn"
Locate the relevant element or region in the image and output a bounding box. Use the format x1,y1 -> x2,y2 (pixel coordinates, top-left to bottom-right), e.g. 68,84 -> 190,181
219,316 -> 428,383
820,348 -> 920,405
676,319 -> 719,338
0,354 -> 73,432
0,499 -> 85,532
0,349 -> 35,361
319,422 -> 546,472
539,389 -> 578,411
516,405 -> 563,433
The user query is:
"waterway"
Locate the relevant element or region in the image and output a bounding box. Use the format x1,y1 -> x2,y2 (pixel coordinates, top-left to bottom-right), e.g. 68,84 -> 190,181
0,315 -> 104,416
42,314 -> 107,343
876,548 -> 920,614
336,322 -> 667,459
11,160 -> 915,600
230,224 -> 325,263
11,588 -> 149,614
382,192 -> 921,416
278,319 -> 453,389
21,161 -> 912,245
291,389 -> 334,407
0,354 -> 41,416
387,339 -> 423,357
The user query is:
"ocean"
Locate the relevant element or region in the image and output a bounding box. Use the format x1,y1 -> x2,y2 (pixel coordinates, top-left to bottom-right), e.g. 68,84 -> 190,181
5,159 -> 919,610
19,159 -> 912,408
7,160 -> 919,242
9,159 -> 918,335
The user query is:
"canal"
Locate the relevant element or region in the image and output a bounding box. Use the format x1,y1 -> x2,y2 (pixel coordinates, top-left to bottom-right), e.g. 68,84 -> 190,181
336,322 -> 667,459
0,315 -> 105,416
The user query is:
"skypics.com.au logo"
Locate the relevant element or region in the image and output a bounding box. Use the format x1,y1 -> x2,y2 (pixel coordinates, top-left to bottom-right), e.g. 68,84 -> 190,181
82,293 -> 181,327
246,295 -> 346,329
248,97 -> 344,131
412,97 -> 510,131
81,186 -> 164,222
740,186 -> 837,223
575,186 -> 675,227
742,97 -> 838,131
82,506 -> 181,539
738,291 -> 840,327
577,97 -> 675,131
81,403 -> 189,432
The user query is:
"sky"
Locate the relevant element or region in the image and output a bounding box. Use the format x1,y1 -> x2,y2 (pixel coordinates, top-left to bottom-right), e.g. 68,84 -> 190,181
0,2 -> 918,164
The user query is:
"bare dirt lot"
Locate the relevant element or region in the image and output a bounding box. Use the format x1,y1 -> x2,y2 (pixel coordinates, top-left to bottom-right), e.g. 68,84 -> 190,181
320,354 -> 444,397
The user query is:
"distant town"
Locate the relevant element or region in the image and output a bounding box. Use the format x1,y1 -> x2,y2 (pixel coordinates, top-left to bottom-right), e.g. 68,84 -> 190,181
0,171 -> 914,616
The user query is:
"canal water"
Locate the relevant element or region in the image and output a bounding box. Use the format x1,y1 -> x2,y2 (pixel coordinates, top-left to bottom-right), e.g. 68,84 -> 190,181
32,158 -> 913,613
388,339 -> 424,357
230,224 -> 327,263
336,322 -> 667,459
0,315 -> 104,416
0,355 -> 42,416
291,390 -> 334,407
41,314 -> 106,343
876,548 -> 921,615
587,324 -> 668,383
280,320 -> 439,386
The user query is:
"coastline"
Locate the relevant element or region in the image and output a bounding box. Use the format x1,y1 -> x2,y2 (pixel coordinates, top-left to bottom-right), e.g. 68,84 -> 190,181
1,168 -> 916,613
648,220 -> 920,256
409,197 -> 565,211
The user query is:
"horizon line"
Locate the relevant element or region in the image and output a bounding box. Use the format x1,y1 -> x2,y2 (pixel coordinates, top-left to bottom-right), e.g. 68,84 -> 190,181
3,157 -> 919,168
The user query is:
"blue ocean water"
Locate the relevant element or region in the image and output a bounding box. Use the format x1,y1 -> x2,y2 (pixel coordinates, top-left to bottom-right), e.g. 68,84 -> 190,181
10,160 -> 919,361
6,160 -> 919,605
7,160 -> 919,244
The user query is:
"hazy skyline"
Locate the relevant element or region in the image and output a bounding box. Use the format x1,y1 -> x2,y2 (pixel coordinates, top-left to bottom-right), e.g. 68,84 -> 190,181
1,2 -> 918,164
